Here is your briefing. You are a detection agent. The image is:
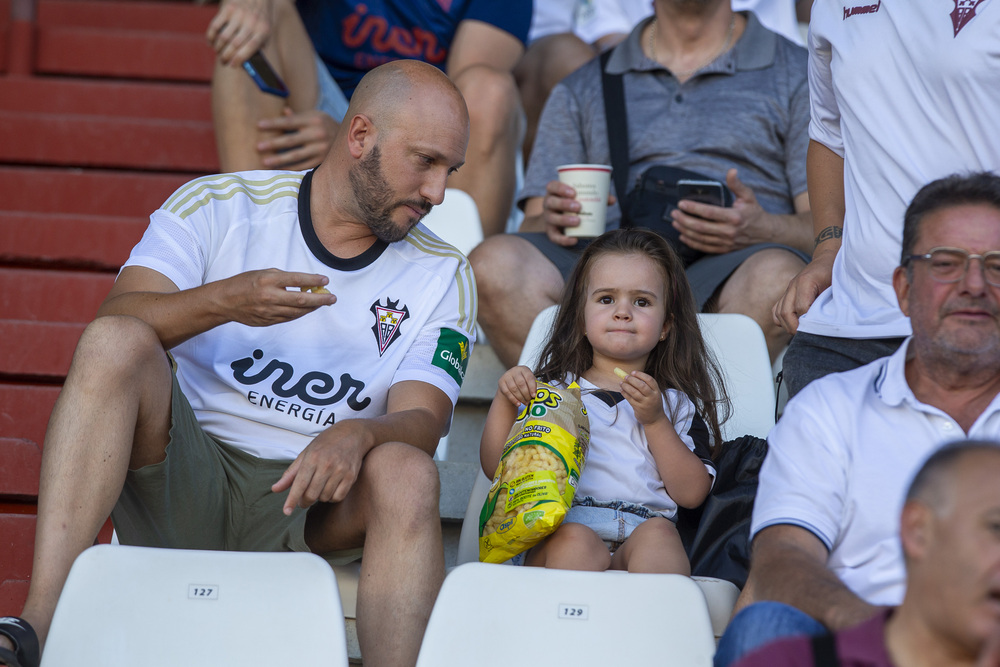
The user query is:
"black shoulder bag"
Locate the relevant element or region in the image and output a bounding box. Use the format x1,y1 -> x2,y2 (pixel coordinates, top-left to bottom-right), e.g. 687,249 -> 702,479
599,50 -> 733,266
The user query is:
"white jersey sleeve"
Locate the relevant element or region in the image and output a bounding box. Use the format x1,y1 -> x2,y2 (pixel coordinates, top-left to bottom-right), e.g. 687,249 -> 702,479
391,227 -> 478,407
806,17 -> 843,157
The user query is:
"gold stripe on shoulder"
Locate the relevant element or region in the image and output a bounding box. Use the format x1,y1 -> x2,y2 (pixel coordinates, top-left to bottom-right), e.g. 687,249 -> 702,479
404,228 -> 478,331
163,173 -> 305,219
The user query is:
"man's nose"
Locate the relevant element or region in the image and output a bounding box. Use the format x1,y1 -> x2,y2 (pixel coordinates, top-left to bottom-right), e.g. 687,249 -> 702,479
961,256 -> 989,293
420,172 -> 448,207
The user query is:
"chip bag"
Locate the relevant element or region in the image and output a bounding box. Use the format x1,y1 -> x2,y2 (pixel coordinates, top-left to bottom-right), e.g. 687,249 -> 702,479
479,381 -> 590,563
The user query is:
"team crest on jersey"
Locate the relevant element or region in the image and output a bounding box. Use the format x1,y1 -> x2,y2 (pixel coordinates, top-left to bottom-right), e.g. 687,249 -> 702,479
951,0 -> 986,36
371,298 -> 410,356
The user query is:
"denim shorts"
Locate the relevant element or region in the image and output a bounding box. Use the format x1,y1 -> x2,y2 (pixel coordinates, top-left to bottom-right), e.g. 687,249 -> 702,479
510,497 -> 663,564
567,497 -> 664,551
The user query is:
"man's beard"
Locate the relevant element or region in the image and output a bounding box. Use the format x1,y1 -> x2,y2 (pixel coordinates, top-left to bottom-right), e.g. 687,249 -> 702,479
348,144 -> 430,243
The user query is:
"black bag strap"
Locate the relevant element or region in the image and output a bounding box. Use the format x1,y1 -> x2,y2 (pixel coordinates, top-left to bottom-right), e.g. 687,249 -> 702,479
810,633 -> 839,667
600,49 -> 632,227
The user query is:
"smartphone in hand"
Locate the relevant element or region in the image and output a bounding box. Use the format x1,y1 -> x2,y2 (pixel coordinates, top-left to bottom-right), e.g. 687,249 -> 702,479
677,179 -> 727,207
243,51 -> 289,98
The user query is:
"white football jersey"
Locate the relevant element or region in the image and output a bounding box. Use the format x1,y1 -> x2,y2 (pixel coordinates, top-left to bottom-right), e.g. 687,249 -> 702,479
124,170 -> 477,460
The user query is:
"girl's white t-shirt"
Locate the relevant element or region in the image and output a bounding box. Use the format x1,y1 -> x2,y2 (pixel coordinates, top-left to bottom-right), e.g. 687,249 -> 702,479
571,378 -> 716,518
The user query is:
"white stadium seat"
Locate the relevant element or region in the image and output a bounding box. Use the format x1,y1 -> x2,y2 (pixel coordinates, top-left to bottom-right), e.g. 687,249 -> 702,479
42,545 -> 349,666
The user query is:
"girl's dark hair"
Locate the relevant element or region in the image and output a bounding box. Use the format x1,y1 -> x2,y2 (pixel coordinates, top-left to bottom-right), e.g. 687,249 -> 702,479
534,229 -> 730,453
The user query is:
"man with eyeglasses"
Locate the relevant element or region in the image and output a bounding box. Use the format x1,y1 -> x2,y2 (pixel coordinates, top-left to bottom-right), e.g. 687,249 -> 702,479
713,172 -> 1000,665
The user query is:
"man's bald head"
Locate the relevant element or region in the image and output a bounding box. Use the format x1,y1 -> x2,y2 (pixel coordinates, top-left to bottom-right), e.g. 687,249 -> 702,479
345,60 -> 469,135
896,441 -> 1000,660
905,441 -> 1000,517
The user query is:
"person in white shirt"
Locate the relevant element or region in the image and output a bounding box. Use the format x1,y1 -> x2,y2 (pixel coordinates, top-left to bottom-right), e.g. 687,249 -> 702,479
0,61 -> 474,667
733,441 -> 1000,667
480,229 -> 725,573
773,1 -> 1000,397
715,172 -> 1000,665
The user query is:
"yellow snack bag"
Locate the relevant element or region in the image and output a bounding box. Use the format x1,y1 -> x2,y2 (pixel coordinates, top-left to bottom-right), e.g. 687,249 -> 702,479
479,381 -> 590,563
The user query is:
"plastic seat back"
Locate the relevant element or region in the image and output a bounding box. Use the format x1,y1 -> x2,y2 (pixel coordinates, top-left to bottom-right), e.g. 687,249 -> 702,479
420,188 -> 483,257
42,545 -> 348,667
417,562 -> 715,666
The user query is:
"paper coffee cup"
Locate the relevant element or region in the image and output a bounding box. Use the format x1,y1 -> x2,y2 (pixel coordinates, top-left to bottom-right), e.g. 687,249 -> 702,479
557,164 -> 612,238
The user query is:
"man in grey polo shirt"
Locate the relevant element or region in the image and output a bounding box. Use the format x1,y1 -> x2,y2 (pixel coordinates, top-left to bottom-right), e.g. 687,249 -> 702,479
470,0 -> 812,368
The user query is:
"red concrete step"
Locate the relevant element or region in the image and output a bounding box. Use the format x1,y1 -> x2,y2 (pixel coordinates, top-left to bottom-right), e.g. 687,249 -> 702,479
0,210 -> 145,270
35,0 -> 217,82
0,166 -> 192,216
39,0 -> 217,34
0,383 -> 59,451
0,0 -> 9,73
0,511 -> 114,612
0,268 -> 113,323
0,320 -> 85,378
0,511 -> 35,610
0,439 -> 42,499
0,77 -> 212,121
0,110 -> 217,171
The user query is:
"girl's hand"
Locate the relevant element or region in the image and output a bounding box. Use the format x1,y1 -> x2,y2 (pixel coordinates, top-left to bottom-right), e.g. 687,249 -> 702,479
618,370 -> 667,425
498,365 -> 537,407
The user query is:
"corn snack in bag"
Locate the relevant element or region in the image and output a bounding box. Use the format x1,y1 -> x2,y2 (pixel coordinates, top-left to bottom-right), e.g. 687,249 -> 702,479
479,381 -> 590,563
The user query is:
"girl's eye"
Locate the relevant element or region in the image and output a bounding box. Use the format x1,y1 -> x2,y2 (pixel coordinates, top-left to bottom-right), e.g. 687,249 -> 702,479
634,298 -> 650,307
598,296 -> 613,304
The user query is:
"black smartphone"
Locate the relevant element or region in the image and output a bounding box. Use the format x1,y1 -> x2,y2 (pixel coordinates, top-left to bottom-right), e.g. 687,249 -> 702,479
677,179 -> 727,207
243,51 -> 289,98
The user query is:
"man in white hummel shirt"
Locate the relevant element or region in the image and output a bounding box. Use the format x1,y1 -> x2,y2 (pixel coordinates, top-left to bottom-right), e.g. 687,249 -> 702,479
0,61 -> 475,667
773,1 -> 1000,398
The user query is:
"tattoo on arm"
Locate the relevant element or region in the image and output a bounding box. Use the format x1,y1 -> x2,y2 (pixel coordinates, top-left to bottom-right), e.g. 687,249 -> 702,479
815,226 -> 843,247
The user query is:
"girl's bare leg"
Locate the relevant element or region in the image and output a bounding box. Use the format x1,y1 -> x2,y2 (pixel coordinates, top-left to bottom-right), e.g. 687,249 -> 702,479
524,522 -> 611,571
611,518 -> 690,574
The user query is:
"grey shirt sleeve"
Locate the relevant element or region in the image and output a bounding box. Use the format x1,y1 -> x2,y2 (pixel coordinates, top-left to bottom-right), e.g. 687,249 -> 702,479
521,82 -> 588,207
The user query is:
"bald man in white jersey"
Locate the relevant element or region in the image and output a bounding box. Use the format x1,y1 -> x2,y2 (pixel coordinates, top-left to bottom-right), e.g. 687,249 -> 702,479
0,61 -> 475,667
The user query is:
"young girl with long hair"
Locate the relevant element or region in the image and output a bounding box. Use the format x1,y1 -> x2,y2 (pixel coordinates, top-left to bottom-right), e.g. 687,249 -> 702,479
480,228 -> 729,573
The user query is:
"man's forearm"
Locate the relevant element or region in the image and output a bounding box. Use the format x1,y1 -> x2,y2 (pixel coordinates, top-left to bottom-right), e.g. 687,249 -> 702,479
768,210 -> 814,254
375,381 -> 455,457
749,539 -> 879,631
807,139 -> 846,257
97,282 -> 231,350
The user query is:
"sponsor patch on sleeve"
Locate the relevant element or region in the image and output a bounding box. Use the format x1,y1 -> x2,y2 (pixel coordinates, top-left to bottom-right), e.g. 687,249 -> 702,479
432,329 -> 471,385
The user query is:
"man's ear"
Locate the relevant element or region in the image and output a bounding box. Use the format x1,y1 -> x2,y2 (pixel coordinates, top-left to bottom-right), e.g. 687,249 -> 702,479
899,501 -> 932,561
893,265 -> 912,317
346,113 -> 374,159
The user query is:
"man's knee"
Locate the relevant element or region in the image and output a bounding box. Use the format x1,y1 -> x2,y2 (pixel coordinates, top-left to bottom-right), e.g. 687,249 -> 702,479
516,33 -> 593,92
718,249 -> 806,313
470,235 -> 537,303
451,65 -> 520,138
362,443 -> 440,523
73,316 -> 164,375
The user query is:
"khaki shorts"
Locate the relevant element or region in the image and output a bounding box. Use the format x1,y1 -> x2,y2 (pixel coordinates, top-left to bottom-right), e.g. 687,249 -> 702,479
111,371 -> 363,566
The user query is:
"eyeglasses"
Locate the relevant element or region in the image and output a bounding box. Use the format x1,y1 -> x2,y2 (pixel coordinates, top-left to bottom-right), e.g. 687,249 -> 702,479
903,246 -> 1000,286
